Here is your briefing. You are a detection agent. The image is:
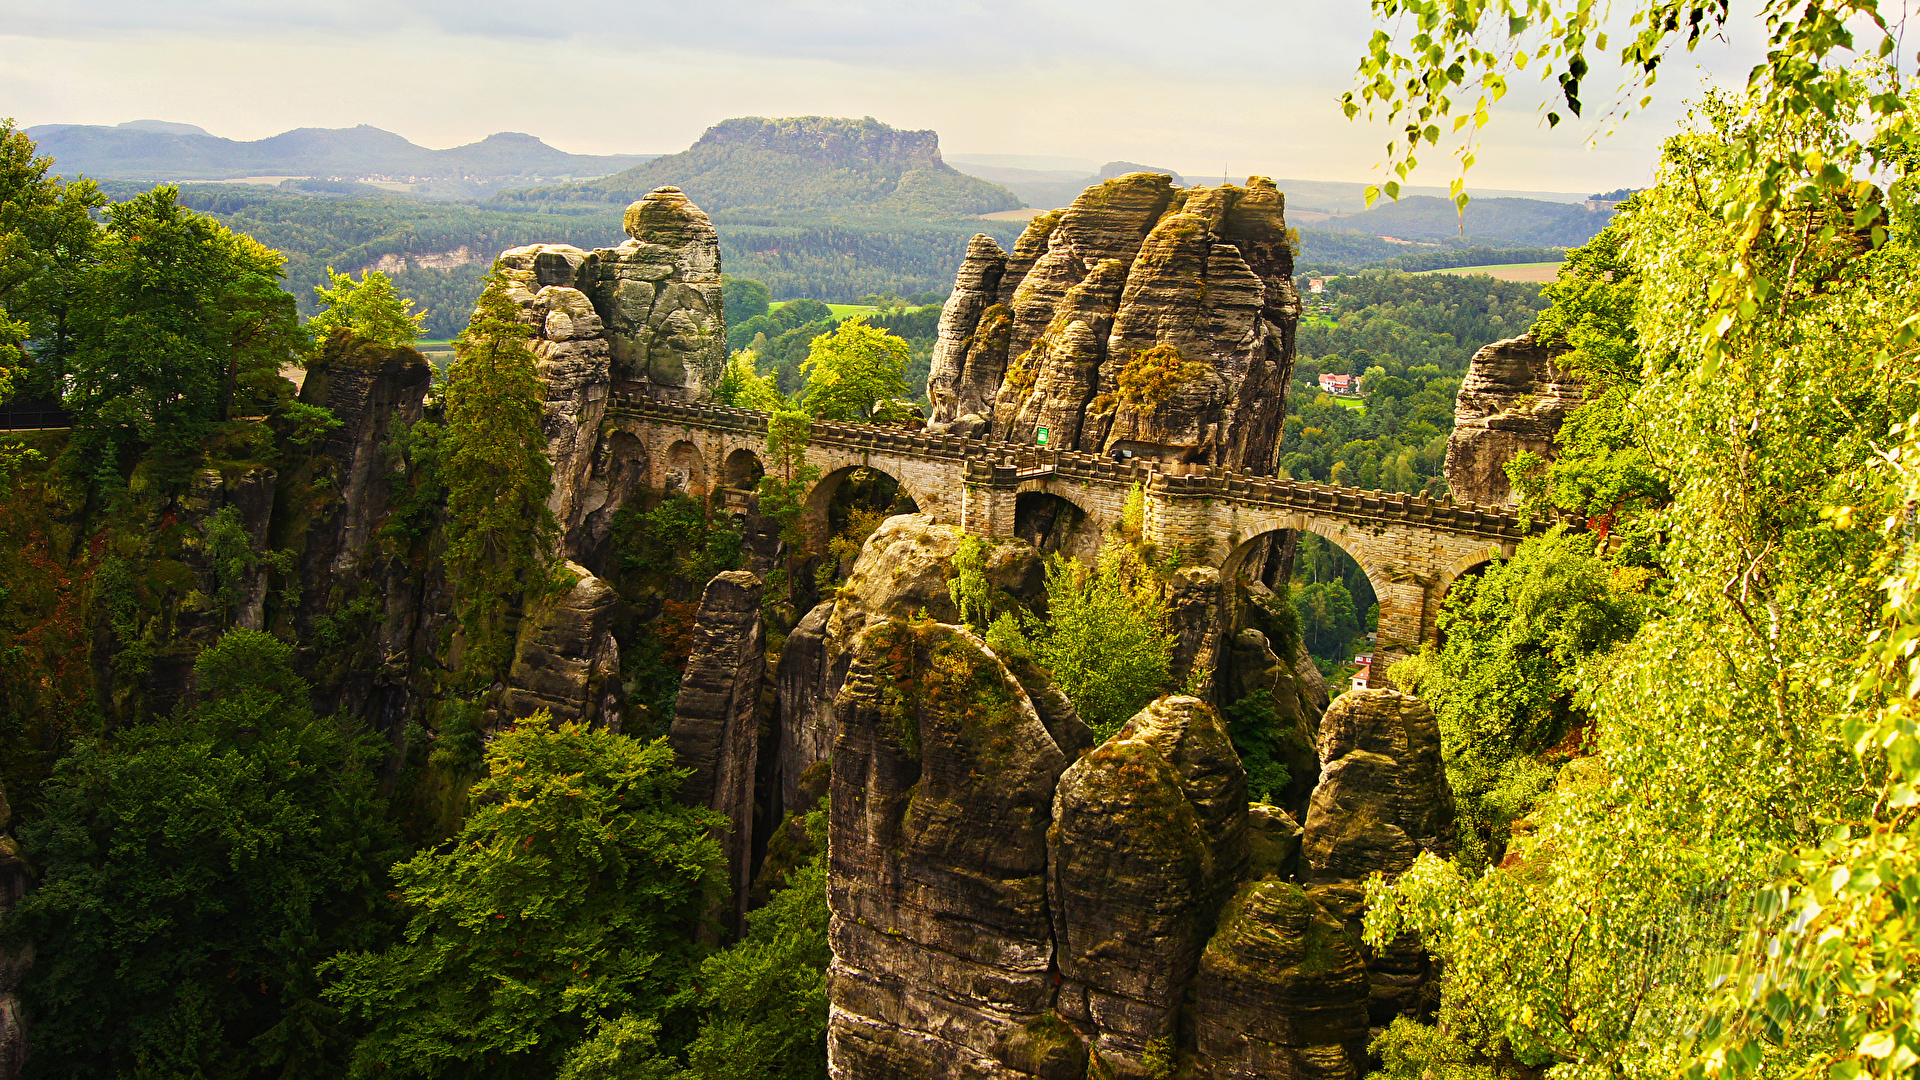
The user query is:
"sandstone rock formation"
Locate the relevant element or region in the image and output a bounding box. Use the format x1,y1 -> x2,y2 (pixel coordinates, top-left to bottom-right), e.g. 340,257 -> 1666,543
827,618 -> 1082,1079
1302,689 -> 1456,1024
1190,881 -> 1371,1080
499,561 -> 622,729
669,570 -> 768,934
927,173 -> 1299,473
1443,332 -> 1584,506
1049,696 -> 1248,1074
500,186 -> 726,556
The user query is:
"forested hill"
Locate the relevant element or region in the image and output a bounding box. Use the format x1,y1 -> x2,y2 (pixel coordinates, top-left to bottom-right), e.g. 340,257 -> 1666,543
496,115 -> 1021,218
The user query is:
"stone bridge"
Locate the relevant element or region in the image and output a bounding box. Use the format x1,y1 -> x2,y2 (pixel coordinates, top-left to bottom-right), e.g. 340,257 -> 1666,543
605,393 -> 1530,655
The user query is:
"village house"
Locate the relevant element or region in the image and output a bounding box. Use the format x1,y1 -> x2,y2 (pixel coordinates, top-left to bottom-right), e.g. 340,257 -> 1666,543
1319,372 -> 1359,395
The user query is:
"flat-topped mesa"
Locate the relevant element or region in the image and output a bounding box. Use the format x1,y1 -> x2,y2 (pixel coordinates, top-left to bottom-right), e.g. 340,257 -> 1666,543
496,186 -> 727,553
928,172 -> 1300,474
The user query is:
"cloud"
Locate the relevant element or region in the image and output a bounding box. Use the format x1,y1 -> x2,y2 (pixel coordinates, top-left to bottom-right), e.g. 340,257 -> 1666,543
4,0 -> 1767,192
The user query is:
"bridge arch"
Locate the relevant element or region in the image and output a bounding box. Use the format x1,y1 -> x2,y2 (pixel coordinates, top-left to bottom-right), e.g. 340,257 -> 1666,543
663,439 -> 706,497
722,447 -> 766,490
1218,518 -> 1392,612
1435,543 -> 1508,603
804,463 -> 927,542
1013,489 -> 1098,561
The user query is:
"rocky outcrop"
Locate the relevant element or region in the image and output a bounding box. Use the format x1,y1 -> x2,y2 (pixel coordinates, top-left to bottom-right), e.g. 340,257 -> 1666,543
669,570 -> 767,935
1443,332 -> 1584,506
1190,881 -> 1371,1080
502,186 -> 726,558
499,561 -> 622,729
1301,689 -> 1456,1025
928,173 -> 1299,474
269,332 -> 443,730
1226,627 -> 1323,818
1049,696 -> 1248,1074
827,618 -> 1083,1079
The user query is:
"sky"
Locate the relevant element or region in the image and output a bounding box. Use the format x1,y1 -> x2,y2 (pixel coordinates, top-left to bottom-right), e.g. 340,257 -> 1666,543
1,0 -> 1773,194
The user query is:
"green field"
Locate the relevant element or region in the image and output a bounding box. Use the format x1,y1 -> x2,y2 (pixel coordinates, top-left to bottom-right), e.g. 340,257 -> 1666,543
1413,261 -> 1563,283
771,301 -> 883,318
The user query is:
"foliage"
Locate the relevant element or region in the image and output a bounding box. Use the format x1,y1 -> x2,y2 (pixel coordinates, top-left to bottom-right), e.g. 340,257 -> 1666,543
203,505 -> 296,627
1292,578 -> 1364,673
756,409 -> 822,607
6,630 -> 398,1080
309,266 -> 427,350
720,275 -> 771,324
65,186 -> 302,481
1115,344 -> 1212,405
948,533 -> 995,633
0,120 -> 107,401
1358,86 -> 1920,1080
713,350 -> 786,413
610,494 -> 742,586
679,801 -> 830,1080
321,720 -> 725,1080
1019,542 -> 1173,741
440,267 -> 556,680
1224,694 -> 1293,805
798,317 -> 911,423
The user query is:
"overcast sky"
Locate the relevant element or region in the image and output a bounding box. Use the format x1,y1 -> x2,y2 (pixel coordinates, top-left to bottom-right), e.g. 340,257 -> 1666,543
2,0 -> 1770,194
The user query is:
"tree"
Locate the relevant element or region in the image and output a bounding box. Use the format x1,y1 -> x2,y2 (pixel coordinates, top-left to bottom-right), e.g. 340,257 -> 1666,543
308,266 -> 427,350
714,350 -> 785,413
720,275 -> 771,325
321,720 -> 724,1080
756,408 -> 821,607
441,267 -> 556,679
1020,542 -> 1173,740
1359,91 -> 1920,1080
5,630 -> 398,1079
798,316 -> 909,422
0,120 -> 105,401
679,802 -> 830,1080
65,186 -> 301,479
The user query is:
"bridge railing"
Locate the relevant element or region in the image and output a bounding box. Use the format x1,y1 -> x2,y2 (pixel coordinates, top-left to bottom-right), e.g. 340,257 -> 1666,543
605,392 -> 1527,536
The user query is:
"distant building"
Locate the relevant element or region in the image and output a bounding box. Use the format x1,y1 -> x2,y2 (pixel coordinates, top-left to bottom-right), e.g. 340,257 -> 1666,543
1585,198 -> 1625,212
1350,653 -> 1374,694
1319,373 -> 1359,396
1308,278 -> 1325,294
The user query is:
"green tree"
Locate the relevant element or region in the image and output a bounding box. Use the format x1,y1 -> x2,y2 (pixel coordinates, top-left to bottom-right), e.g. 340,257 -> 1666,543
321,720 -> 724,1080
797,317 -> 910,422
1019,542 -> 1173,740
756,408 -> 821,607
441,267 -> 556,679
720,276 -> 771,325
0,120 -> 105,400
65,186 -> 300,479
679,802 -> 830,1080
714,350 -> 786,413
5,630 -> 398,1079
1360,90 -> 1918,1080
309,266 -> 427,350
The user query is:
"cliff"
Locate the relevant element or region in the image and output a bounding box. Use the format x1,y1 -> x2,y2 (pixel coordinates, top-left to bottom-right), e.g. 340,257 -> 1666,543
926,172 -> 1300,473
1443,332 -> 1584,506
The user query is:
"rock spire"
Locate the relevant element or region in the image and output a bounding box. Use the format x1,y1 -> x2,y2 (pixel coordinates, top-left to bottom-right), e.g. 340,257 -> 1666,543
927,173 -> 1300,474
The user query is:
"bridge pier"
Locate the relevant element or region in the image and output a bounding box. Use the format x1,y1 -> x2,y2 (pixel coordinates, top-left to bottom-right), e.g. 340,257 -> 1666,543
961,460 -> 1019,539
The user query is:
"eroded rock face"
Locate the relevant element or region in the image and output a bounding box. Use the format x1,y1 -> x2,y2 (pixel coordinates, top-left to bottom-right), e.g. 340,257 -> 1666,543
827,618 -> 1083,1080
669,570 -> 767,934
1049,696 -> 1248,1075
1302,688 -> 1456,1025
928,174 -> 1299,473
1443,332 -> 1584,506
1191,881 -> 1371,1080
499,561 -> 621,729
502,187 -> 726,560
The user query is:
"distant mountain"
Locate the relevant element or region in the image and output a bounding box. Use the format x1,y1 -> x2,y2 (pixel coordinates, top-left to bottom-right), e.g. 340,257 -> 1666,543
1319,194 -> 1611,246
949,160 -> 1183,210
498,116 -> 1020,219
23,122 -> 654,194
